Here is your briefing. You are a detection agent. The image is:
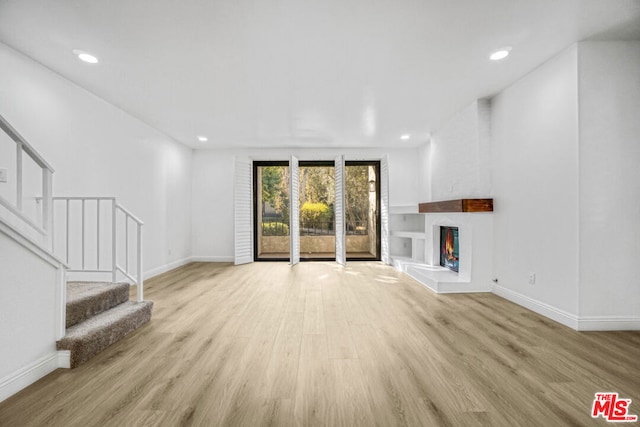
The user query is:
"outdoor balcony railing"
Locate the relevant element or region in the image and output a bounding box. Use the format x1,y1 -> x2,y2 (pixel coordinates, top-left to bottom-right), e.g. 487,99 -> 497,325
262,219 -> 369,236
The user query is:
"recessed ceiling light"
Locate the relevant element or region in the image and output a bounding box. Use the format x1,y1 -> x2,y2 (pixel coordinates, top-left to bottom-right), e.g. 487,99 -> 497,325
73,49 -> 99,64
197,136 -> 208,142
400,134 -> 411,141
490,47 -> 511,61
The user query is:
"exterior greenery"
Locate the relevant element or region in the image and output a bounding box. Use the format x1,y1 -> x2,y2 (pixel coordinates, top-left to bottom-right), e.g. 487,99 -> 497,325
300,201 -> 331,223
262,221 -> 289,236
261,166 -> 290,224
260,164 -> 374,236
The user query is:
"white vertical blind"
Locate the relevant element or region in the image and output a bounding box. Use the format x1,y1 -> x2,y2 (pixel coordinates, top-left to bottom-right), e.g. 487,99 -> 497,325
380,154 -> 390,265
290,155 -> 300,265
234,157 -> 253,265
335,155 -> 346,266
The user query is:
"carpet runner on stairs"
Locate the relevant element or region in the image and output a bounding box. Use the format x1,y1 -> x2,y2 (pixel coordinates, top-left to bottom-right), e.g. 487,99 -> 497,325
57,281 -> 153,368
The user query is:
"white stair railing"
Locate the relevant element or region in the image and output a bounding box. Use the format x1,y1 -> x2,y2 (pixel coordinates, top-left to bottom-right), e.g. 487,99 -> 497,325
114,201 -> 144,302
1,113 -> 144,300
42,197 -> 144,301
0,113 -> 68,341
0,114 -> 53,248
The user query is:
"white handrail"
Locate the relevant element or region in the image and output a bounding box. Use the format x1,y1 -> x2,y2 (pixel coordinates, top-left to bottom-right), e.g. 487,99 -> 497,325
0,113 -> 54,248
44,197 -> 144,301
115,202 -> 143,225
0,114 -> 55,172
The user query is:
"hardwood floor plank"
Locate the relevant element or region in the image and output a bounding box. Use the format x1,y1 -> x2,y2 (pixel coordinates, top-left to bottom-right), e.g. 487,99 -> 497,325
329,359 -> 377,426
302,289 -> 326,335
277,310 -> 304,337
261,398 -> 296,427
267,333 -> 302,399
293,333 -> 332,425
324,317 -> 358,360
1,261 -> 638,426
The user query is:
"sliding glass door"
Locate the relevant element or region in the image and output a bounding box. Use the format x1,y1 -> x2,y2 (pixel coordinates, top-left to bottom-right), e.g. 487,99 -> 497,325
253,159 -> 380,262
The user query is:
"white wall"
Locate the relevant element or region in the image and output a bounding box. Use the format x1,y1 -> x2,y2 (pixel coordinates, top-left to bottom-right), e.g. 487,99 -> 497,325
191,147 -> 423,259
0,230 -> 61,402
429,99 -> 492,201
491,45 -> 580,319
0,43 -> 193,277
191,149 -> 236,261
577,41 -> 640,325
417,143 -> 431,202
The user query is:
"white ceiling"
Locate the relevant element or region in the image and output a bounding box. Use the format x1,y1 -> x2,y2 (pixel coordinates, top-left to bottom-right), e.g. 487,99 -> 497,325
1,0 -> 639,149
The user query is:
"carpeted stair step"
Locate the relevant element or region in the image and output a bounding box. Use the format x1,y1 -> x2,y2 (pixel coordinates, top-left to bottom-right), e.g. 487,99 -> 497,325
66,282 -> 130,328
57,300 -> 153,368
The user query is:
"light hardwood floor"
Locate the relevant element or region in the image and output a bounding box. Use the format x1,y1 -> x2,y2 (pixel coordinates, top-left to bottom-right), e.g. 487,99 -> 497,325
1,262 -> 639,426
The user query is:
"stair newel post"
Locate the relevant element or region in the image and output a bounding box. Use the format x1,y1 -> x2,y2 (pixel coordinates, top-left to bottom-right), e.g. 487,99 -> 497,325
56,266 -> 67,340
137,223 -> 143,301
112,200 -> 117,283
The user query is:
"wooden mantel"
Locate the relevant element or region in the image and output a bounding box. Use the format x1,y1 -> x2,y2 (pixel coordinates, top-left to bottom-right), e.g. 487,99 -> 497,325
418,198 -> 493,213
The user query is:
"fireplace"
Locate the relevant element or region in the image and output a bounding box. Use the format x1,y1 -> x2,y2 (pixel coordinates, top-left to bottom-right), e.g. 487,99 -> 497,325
404,214 -> 491,293
440,226 -> 459,272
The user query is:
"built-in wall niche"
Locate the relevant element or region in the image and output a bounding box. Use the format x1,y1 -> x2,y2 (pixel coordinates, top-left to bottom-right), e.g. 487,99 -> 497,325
389,211 -> 426,262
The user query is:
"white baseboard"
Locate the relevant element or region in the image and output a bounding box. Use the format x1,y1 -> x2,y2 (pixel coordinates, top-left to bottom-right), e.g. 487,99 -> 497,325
144,256 -> 235,280
0,351 -> 68,403
68,256 -> 234,283
492,285 -> 640,331
492,284 -> 579,330
144,257 -> 193,279
576,317 -> 640,331
190,256 -> 235,263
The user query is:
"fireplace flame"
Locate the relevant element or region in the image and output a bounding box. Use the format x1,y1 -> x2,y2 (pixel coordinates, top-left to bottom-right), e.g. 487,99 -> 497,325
444,228 -> 458,262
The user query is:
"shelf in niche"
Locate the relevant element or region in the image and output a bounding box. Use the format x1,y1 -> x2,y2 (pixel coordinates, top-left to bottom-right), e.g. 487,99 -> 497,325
389,205 -> 419,214
391,231 -> 426,239
418,198 -> 493,213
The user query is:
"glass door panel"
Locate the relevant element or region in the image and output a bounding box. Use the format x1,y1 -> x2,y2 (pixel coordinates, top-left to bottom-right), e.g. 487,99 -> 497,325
299,162 -> 335,260
345,162 -> 380,260
254,162 -> 290,261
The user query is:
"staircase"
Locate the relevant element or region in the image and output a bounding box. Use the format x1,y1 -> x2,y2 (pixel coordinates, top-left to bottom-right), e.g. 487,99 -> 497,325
57,281 -> 153,368
0,113 -> 152,400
